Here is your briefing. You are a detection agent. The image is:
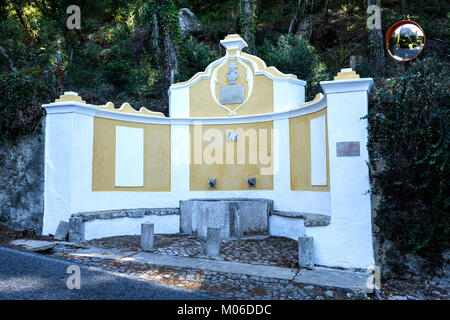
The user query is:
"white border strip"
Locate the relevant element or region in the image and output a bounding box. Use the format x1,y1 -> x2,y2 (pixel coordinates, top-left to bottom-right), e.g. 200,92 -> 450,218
43,94 -> 327,125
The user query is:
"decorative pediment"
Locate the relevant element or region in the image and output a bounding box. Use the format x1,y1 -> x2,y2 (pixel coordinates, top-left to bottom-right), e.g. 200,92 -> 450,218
169,34 -> 305,118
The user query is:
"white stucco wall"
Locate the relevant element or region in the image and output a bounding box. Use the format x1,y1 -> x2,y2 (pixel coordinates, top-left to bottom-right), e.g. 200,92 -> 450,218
43,113 -> 73,235
315,78 -> 375,269
273,80 -> 305,112
42,77 -> 375,269
169,87 -> 189,118
43,97 -> 331,231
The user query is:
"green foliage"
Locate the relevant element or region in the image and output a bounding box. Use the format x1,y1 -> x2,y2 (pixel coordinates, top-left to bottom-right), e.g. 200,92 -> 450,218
0,71 -> 57,139
144,0 -> 182,47
258,35 -> 327,100
322,44 -> 352,79
368,57 -> 450,270
239,0 -> 257,52
178,37 -> 220,82
178,0 -> 236,42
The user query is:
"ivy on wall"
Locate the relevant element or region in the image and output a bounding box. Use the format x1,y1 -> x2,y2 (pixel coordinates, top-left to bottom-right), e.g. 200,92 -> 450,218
367,57 -> 449,272
0,72 -> 56,140
239,0 -> 257,54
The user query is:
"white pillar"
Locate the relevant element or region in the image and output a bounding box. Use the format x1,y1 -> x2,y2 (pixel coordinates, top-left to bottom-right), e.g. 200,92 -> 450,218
317,70 -> 375,268
42,111 -> 74,235
42,93 -> 94,236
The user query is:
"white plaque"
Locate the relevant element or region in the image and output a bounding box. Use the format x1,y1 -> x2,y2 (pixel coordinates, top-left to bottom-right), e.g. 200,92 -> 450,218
220,84 -> 244,104
115,126 -> 144,187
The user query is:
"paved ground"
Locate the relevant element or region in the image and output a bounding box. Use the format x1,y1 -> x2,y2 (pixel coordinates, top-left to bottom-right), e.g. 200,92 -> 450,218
85,234 -> 299,268
3,230 -> 449,300
0,246 -> 213,300
52,244 -> 372,291
392,46 -> 422,60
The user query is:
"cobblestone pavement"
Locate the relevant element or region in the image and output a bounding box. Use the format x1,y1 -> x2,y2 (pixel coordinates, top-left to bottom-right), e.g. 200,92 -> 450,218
84,234 -> 299,268
50,250 -> 449,300
4,226 -> 449,300
54,252 -> 355,300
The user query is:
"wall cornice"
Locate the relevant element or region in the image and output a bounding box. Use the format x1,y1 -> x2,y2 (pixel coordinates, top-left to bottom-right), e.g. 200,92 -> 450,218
43,94 -> 327,125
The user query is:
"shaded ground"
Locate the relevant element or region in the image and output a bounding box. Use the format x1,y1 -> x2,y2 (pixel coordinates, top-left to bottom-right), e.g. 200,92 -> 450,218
0,224 -> 57,246
55,251 -> 355,300
2,225 -> 449,300
0,246 -> 212,300
53,249 -> 449,301
392,45 -> 423,60
85,234 -> 299,268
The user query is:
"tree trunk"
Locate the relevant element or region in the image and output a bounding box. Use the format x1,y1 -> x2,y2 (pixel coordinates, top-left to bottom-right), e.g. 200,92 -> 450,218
0,46 -> 17,72
151,13 -> 161,68
288,0 -> 302,36
324,0 -> 329,22
160,20 -> 178,85
240,0 -> 256,53
401,0 -> 408,14
367,0 -> 385,77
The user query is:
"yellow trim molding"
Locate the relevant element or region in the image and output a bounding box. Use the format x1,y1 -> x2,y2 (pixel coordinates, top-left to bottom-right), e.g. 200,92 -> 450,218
290,108 -> 330,192
55,92 -> 86,104
96,102 -> 165,117
92,117 -> 171,192
334,68 -> 360,81
298,93 -> 323,108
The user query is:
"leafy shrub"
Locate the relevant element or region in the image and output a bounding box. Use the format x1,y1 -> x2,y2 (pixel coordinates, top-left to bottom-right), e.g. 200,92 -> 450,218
179,36 -> 221,82
258,35 -> 327,100
0,72 -> 57,139
368,57 -> 449,271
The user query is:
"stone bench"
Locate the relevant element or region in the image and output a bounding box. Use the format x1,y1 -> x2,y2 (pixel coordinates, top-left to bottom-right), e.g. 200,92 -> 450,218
69,208 -> 179,242
272,211 -> 330,227
269,210 -> 330,240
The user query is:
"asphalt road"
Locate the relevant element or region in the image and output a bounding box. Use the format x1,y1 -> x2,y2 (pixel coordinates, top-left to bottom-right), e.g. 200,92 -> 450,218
0,246 -> 213,300
393,46 -> 422,60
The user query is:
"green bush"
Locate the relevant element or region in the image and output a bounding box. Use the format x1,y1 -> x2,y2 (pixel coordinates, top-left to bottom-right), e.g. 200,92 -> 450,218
0,72 -> 57,139
258,35 -> 327,100
179,36 -> 221,82
368,57 -> 449,271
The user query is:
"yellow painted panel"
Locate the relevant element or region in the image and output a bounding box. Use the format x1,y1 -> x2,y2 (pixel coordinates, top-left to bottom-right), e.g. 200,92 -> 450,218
289,109 -> 330,191
190,122 -> 274,191
92,117 -> 171,191
96,102 -> 165,117
189,61 -> 274,117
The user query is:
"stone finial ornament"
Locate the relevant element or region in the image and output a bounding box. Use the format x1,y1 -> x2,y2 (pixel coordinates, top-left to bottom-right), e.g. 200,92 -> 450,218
220,34 -> 248,51
55,91 -> 86,104
333,68 -> 360,81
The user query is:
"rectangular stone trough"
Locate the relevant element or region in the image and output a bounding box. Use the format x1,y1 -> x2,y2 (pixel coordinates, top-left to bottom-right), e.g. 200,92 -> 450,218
180,198 -> 273,240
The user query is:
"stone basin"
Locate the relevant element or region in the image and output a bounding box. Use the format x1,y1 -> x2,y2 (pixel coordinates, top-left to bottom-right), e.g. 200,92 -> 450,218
180,198 -> 273,240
